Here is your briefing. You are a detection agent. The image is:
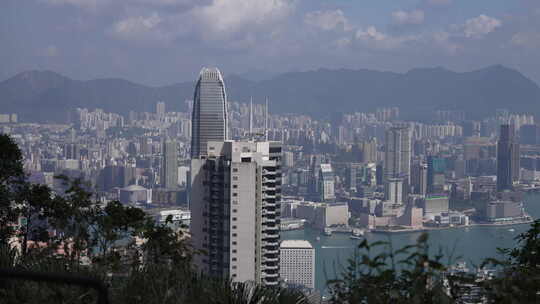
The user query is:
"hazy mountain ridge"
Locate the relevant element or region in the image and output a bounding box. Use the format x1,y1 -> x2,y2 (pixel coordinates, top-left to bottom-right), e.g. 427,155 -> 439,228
1,66 -> 539,122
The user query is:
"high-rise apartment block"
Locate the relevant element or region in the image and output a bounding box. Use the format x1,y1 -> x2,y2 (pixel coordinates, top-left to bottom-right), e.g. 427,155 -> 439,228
497,124 -> 520,191
190,140 -> 282,286
318,164 -> 335,202
162,140 -> 178,189
191,67 -> 228,158
384,126 -> 411,182
279,240 -> 315,289
156,101 -> 166,117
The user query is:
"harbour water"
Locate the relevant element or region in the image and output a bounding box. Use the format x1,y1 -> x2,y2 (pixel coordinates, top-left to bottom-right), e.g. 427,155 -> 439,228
282,193 -> 540,293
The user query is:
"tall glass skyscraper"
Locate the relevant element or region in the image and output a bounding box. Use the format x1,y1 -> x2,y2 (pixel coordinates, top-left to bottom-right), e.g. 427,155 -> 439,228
191,67 -> 228,158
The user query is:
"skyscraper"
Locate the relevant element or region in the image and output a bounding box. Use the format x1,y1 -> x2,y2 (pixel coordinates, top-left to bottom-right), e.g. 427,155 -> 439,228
191,67 -> 228,158
318,164 -> 335,202
156,101 -> 166,117
497,124 -> 520,191
162,140 -> 178,189
190,140 -> 282,286
384,126 -> 411,181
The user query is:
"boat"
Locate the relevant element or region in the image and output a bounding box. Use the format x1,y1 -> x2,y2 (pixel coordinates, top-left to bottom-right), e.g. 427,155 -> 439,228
352,228 -> 364,237
315,236 -> 321,241
324,228 -> 332,236
508,228 -> 515,232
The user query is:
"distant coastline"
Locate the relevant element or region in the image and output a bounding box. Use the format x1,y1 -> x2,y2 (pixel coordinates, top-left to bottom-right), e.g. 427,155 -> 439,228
370,215 -> 533,234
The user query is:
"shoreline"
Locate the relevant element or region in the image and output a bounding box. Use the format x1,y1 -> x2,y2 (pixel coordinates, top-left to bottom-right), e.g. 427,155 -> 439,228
370,217 -> 534,234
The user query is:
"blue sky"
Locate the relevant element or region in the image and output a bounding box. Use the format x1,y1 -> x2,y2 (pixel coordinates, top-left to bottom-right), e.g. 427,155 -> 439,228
1,0 -> 540,84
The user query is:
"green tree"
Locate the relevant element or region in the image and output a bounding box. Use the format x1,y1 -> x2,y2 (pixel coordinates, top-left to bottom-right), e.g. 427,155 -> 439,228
327,234 -> 453,304
0,134 -> 26,245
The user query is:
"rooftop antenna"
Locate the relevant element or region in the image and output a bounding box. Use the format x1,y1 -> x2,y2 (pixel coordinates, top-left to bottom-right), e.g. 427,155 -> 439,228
249,96 -> 253,139
265,97 -> 269,141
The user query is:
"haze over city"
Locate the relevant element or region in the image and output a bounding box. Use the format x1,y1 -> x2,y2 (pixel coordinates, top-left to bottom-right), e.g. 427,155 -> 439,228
2,1 -> 540,303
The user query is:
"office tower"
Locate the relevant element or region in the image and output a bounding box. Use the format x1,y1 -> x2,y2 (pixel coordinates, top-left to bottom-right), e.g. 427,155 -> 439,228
191,67 -> 228,158
411,162 -> 427,196
385,177 -> 403,204
156,101 -> 166,117
318,164 -> 335,202
162,140 -> 178,189
279,240 -> 315,289
190,140 -> 282,286
427,156 -> 446,194
384,126 -> 411,182
497,124 -> 520,191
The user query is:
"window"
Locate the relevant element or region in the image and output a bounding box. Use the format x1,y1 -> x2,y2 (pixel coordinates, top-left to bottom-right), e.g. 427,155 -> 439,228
232,233 -> 237,237
232,193 -> 238,197
233,209 -> 237,213
232,258 -> 237,261
232,225 -> 237,229
233,168 -> 238,172
232,217 -> 237,221
233,184 -> 238,189
233,176 -> 238,181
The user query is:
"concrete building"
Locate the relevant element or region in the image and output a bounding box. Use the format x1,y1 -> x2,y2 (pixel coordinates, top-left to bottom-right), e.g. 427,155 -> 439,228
485,200 -> 524,222
119,184 -> 152,205
190,140 -> 282,286
162,140 -> 178,189
294,202 -> 349,229
384,125 -> 411,182
384,178 -> 404,205
318,164 -> 335,201
280,240 -> 315,289
420,195 -> 449,219
497,124 -> 520,191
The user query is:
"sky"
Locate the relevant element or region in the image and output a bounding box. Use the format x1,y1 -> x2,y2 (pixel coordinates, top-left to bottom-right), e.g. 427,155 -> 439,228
2,0 -> 540,85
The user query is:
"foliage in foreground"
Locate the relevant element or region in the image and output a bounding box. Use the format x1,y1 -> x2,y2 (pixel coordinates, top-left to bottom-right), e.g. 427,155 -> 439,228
326,220 -> 540,304
0,134 -> 307,304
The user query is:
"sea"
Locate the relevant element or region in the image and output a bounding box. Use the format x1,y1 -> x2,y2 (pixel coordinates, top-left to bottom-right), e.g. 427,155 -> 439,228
281,193 -> 540,293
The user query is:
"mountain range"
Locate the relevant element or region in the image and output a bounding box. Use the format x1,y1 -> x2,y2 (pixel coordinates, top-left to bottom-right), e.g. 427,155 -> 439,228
1,65 -> 539,123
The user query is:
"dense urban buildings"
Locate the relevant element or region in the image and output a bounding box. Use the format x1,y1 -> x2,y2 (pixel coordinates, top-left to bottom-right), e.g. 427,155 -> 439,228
3,65 -> 538,296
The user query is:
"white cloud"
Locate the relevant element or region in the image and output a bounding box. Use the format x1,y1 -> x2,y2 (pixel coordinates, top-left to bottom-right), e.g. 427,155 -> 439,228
464,15 -> 502,38
191,0 -> 295,37
41,0 -> 111,10
109,13 -> 171,43
427,0 -> 452,6
355,26 -> 417,50
392,10 -> 425,25
304,9 -> 351,31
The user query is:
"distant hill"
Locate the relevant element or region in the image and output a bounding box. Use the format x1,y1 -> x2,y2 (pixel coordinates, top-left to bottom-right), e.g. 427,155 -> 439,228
1,65 -> 539,123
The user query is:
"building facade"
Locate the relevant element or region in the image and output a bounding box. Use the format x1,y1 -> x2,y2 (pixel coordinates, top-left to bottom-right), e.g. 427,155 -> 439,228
497,124 -> 520,191
280,240 -> 315,289
384,126 -> 411,182
190,140 -> 282,286
162,140 -> 178,189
